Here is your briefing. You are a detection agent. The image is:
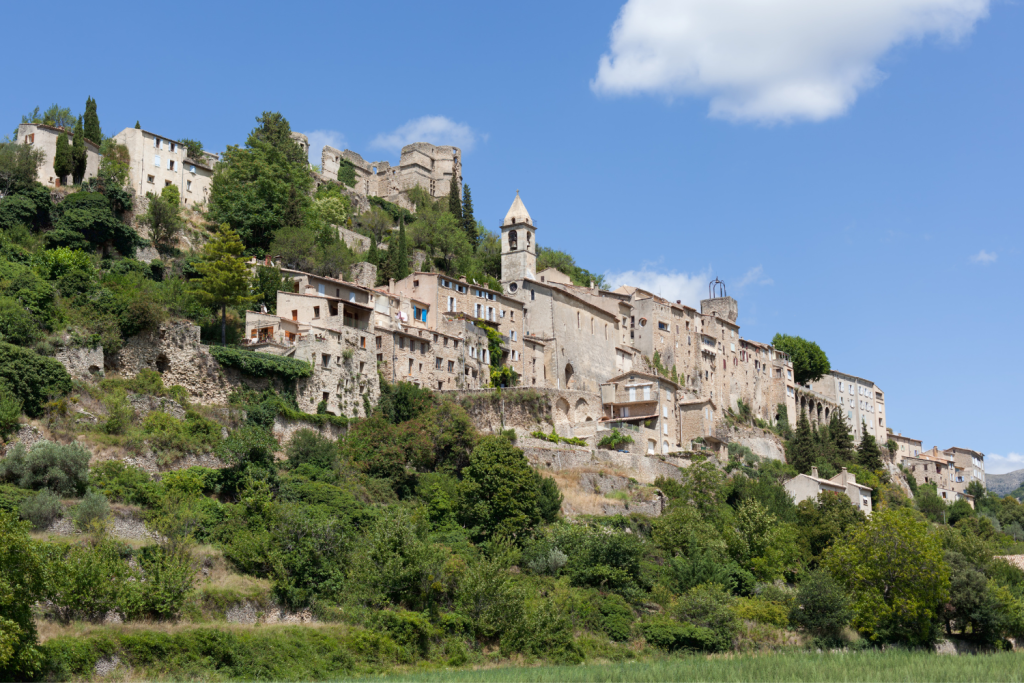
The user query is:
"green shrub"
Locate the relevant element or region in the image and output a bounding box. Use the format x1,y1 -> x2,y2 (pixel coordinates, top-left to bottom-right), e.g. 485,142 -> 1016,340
38,537 -> 138,622
19,488 -> 63,530
209,346 -> 312,382
0,381 -> 22,438
672,583 -> 740,652
372,610 -> 438,657
640,616 -> 720,652
284,429 -> 338,472
535,473 -> 563,523
89,461 -> 158,506
598,428 -> 634,450
74,490 -> 111,531
101,389 -> 134,435
0,440 -> 90,496
600,594 -> 634,642
141,410 -> 221,464
732,595 -> 789,627
0,342 -> 72,417
134,543 -> 196,618
789,569 -> 851,642
0,483 -> 34,514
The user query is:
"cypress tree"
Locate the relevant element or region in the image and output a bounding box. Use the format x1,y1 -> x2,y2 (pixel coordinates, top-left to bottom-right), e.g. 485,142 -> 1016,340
135,121 -> 141,129
856,425 -> 883,471
829,409 -> 855,468
366,236 -> 379,267
393,218 -> 410,280
83,96 -> 101,143
282,186 -> 303,228
53,131 -> 72,185
448,174 -> 462,220
71,116 -> 87,185
786,409 -> 818,474
461,184 -> 478,249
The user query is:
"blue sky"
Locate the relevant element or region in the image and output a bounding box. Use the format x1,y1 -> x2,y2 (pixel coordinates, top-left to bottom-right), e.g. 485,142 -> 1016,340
3,0 -> 1022,471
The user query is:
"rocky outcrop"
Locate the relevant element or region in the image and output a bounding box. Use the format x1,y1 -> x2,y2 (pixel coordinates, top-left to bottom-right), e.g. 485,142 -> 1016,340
55,343 -> 105,380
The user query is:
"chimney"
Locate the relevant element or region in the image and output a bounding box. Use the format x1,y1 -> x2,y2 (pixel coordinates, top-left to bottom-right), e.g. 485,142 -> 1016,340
590,281 -> 595,290
389,278 -> 396,292
459,276 -> 467,283
811,467 -> 819,479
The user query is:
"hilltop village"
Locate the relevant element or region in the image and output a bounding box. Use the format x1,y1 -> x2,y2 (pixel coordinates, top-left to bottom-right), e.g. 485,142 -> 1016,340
5,105 -> 1024,680
9,118 -> 987,508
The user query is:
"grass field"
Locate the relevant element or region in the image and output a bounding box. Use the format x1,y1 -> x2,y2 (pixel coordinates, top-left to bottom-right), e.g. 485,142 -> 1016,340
350,650 -> 1024,683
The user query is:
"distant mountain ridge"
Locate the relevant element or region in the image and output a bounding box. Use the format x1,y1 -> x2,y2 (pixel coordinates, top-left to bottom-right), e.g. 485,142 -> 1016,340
986,469 -> 1024,497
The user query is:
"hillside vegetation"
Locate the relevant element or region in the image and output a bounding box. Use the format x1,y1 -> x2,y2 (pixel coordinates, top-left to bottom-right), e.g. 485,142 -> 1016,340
3,105 -> 1024,681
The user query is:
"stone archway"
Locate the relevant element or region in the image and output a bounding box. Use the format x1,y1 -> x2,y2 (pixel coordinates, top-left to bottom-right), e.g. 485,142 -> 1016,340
555,397 -> 571,424
564,362 -> 574,389
574,398 -> 589,423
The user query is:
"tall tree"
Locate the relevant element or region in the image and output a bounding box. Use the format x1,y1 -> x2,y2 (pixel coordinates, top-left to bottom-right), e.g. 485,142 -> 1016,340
179,138 -> 204,161
461,184 -> 478,249
195,225 -> 253,345
448,174 -> 462,221
135,121 -> 141,129
828,409 -> 856,468
0,141 -> 45,196
366,237 -> 379,269
786,409 -> 818,475
857,426 -> 883,471
52,131 -> 73,186
71,116 -> 87,185
772,334 -> 831,385
83,96 -> 101,143
208,112 -> 312,254
388,217 -> 410,281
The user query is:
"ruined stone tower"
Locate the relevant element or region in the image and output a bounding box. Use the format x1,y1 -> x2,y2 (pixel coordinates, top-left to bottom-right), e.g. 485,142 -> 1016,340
700,278 -> 738,322
500,191 -> 537,282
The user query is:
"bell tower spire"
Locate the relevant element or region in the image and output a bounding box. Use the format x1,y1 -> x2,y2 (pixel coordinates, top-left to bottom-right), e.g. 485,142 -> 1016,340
500,190 -> 537,283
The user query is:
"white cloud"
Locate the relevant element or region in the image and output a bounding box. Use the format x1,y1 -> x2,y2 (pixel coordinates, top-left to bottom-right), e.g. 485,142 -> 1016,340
591,0 -> 989,123
985,452 -> 1024,475
737,265 -> 774,288
971,249 -> 997,264
371,116 -> 478,152
301,130 -> 346,167
603,267 -> 710,307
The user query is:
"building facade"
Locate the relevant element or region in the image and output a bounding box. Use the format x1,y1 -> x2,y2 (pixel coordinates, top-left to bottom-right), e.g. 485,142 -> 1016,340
111,128 -> 215,206
17,123 -> 101,188
321,143 -> 461,210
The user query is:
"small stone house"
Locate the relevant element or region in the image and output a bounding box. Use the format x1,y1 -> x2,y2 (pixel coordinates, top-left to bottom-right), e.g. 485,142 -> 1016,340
111,127 -> 215,205
599,372 -> 681,456
18,123 -> 101,187
784,466 -> 873,516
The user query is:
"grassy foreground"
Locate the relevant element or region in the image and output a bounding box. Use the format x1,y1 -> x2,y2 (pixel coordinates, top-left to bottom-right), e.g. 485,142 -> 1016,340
351,650 -> 1024,683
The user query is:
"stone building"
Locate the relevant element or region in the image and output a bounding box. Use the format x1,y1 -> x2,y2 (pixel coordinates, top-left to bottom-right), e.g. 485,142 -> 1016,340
889,433 -> 924,464
321,143 -> 461,210
785,466 -> 873,516
946,447 -> 985,489
242,267 -> 379,418
497,193 -> 620,394
111,127 -> 216,206
810,371 -> 887,444
599,372 -> 681,456
902,446 -> 975,507
17,123 -> 101,188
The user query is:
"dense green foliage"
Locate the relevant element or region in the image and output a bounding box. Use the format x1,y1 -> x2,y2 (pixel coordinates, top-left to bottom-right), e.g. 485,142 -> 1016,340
210,345 -> 312,381
0,343 -> 72,417
83,96 -> 101,145
0,441 -> 90,496
772,333 -> 830,385
209,112 -> 313,254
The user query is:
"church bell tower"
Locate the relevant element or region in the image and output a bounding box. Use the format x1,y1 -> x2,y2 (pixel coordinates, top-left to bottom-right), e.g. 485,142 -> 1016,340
500,190 -> 537,283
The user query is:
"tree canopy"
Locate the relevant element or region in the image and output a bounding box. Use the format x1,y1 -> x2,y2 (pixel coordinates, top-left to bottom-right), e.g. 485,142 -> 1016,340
772,333 -> 830,385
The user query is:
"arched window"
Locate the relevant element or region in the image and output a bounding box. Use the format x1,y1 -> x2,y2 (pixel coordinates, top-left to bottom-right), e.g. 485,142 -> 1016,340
508,230 -> 517,250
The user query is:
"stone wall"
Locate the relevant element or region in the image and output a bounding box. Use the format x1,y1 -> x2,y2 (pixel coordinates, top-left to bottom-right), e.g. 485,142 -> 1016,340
108,321 -> 276,404
720,425 -> 786,461
524,442 -> 688,484
55,343 -> 105,381
271,414 -> 347,445
450,387 -> 602,437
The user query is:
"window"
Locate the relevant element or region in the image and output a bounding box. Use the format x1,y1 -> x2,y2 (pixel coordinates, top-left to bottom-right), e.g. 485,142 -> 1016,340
313,306 -> 320,318
291,310 -> 298,321
448,360 -> 454,372
435,357 -> 442,369
531,290 -> 535,301
577,312 -> 581,329
321,353 -> 330,367
360,337 -> 366,349
147,175 -> 155,184
154,138 -> 161,149
322,391 -> 329,402
170,142 -> 177,153
643,385 -> 651,400
509,282 -> 518,293
186,180 -> 192,191
168,160 -> 175,171
447,296 -> 455,312
153,154 -> 162,167
453,340 -> 459,349
663,405 -> 668,418
375,336 -> 382,349
647,440 -> 656,455
190,165 -> 196,174
408,359 -> 414,374
658,321 -> 668,331
164,179 -> 172,187
628,387 -> 636,401
511,331 -> 517,341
